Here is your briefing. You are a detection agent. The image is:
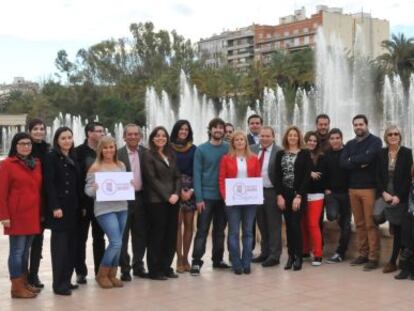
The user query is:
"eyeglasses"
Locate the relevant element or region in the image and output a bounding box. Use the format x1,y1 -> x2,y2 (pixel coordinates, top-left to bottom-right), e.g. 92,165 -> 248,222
17,142 -> 32,147
387,132 -> 399,137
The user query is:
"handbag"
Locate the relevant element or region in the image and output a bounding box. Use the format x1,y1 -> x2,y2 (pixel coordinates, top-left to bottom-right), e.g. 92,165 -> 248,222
374,198 -> 406,226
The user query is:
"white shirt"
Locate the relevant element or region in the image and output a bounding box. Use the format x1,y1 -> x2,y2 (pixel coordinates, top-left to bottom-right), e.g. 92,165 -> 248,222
127,148 -> 143,191
259,143 -> 274,188
236,156 -> 248,178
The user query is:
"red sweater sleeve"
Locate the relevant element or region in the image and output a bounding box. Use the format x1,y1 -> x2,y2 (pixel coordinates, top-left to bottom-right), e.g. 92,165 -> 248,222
0,160 -> 11,221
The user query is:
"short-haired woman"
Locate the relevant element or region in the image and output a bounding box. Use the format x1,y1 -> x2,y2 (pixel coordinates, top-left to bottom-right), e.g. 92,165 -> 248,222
0,133 -> 42,298
44,127 -> 81,295
142,126 -> 181,280
219,130 -> 261,274
375,125 -> 413,274
85,136 -> 129,288
275,126 -> 312,271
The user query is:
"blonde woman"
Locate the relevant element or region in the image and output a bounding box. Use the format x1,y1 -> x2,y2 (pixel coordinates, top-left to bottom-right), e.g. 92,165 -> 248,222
218,131 -> 261,274
85,136 -> 129,289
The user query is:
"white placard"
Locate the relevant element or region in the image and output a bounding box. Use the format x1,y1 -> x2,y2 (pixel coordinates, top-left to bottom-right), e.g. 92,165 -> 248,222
95,172 -> 135,202
225,177 -> 264,206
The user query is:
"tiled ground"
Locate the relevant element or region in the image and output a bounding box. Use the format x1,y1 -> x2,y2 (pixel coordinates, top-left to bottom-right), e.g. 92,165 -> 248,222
0,230 -> 413,311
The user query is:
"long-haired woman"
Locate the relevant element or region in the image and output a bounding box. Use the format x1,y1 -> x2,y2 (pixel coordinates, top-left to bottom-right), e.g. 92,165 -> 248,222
275,126 -> 312,271
142,126 -> 181,280
44,127 -> 81,295
170,120 -> 197,273
85,136 -> 129,289
218,130 -> 261,274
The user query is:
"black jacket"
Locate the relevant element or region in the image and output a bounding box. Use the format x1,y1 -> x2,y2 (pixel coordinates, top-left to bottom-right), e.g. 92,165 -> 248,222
75,141 -> 96,213
340,133 -> 382,189
324,148 -> 349,193
308,154 -> 327,194
142,150 -> 181,204
274,149 -> 312,197
44,149 -> 81,231
32,140 -> 51,221
376,146 -> 413,203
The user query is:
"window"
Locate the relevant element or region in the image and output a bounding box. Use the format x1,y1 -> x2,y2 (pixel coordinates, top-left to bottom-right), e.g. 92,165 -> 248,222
304,36 -> 310,44
284,31 -> 289,37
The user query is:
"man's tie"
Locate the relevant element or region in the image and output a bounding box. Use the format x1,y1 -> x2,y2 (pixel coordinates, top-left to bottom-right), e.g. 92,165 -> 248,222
259,147 -> 266,170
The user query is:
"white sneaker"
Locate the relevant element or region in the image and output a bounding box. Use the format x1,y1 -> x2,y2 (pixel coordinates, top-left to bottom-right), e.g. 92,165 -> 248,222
312,257 -> 322,266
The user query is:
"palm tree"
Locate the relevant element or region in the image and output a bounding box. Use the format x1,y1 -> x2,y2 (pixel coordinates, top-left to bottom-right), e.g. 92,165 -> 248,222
378,33 -> 414,94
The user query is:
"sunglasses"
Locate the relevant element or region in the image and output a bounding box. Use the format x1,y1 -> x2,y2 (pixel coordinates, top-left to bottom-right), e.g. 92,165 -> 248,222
387,132 -> 399,137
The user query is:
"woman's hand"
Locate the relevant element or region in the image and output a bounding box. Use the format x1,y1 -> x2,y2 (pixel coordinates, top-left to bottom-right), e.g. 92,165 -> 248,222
277,195 -> 286,210
382,191 -> 393,203
311,171 -> 321,180
53,209 -> 63,218
292,197 -> 301,211
169,194 -> 179,205
1,219 -> 10,228
391,196 -> 400,206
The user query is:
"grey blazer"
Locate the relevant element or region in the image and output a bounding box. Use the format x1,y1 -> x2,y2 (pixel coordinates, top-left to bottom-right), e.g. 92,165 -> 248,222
118,145 -> 146,172
251,143 -> 282,187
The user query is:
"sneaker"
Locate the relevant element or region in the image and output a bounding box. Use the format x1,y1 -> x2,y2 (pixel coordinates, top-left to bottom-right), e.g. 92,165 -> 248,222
312,257 -> 322,266
363,260 -> 379,271
326,253 -> 343,264
190,265 -> 200,276
350,256 -> 369,266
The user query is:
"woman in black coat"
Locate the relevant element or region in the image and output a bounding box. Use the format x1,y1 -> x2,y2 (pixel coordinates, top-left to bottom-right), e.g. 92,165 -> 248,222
142,126 -> 181,280
275,126 -> 312,271
27,119 -> 50,289
375,125 -> 413,274
44,127 -> 81,295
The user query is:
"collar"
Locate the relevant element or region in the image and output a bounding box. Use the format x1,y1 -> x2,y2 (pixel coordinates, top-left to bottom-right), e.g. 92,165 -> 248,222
260,143 -> 273,152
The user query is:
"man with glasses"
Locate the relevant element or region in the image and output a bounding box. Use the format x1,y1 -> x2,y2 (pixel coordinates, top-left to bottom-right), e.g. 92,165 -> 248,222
74,122 -> 106,284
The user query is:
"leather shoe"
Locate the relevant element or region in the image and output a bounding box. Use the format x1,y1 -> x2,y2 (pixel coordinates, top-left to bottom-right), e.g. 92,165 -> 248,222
69,284 -> 79,290
234,268 -> 243,275
133,267 -> 148,278
76,275 -> 87,285
293,256 -> 302,271
54,289 -> 72,296
149,274 -> 168,281
284,256 -> 294,270
121,272 -> 132,282
28,275 -> 44,288
213,261 -> 230,269
262,258 -> 280,267
165,271 -> 179,279
252,255 -> 267,263
243,268 -> 251,274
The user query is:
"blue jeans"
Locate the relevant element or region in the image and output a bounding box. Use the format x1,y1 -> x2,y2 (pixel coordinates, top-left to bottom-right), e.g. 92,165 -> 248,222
9,235 -> 34,278
96,211 -> 128,267
225,205 -> 257,270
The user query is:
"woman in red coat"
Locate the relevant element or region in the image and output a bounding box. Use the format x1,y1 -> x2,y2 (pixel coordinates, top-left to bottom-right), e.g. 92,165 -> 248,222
0,132 -> 42,299
219,130 -> 261,275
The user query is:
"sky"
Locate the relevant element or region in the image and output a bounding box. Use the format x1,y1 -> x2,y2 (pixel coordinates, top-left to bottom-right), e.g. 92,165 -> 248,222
1,0 -> 414,84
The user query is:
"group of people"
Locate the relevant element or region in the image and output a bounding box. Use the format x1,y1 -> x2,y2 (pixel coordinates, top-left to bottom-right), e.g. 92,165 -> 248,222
1,112 -> 414,299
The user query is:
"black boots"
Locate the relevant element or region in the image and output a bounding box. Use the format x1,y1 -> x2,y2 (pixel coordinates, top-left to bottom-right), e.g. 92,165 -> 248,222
293,256 -> 303,271
284,256 -> 294,270
394,249 -> 414,280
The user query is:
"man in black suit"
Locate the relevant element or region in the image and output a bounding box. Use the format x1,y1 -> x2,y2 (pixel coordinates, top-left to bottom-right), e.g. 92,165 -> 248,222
251,126 -> 282,266
118,124 -> 148,281
247,114 -> 263,146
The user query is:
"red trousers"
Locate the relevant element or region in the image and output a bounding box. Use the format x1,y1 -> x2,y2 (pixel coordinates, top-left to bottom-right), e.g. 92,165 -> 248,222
302,196 -> 324,257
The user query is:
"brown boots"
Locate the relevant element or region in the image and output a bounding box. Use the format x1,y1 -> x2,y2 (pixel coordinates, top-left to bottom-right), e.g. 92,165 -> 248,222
108,267 -> 123,288
96,266 -> 123,288
11,277 -> 37,298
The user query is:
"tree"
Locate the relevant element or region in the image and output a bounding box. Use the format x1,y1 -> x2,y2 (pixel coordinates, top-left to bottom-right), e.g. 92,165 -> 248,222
378,33 -> 414,94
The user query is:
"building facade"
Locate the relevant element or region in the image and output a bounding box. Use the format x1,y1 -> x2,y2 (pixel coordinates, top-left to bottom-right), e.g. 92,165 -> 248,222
199,5 -> 390,68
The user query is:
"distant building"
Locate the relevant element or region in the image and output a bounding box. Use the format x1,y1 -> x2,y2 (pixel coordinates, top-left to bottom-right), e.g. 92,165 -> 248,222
199,5 -> 390,67
0,77 -> 39,100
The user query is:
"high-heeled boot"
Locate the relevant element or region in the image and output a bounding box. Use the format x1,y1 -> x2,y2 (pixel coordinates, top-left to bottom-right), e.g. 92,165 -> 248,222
284,256 -> 294,270
293,255 -> 303,271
